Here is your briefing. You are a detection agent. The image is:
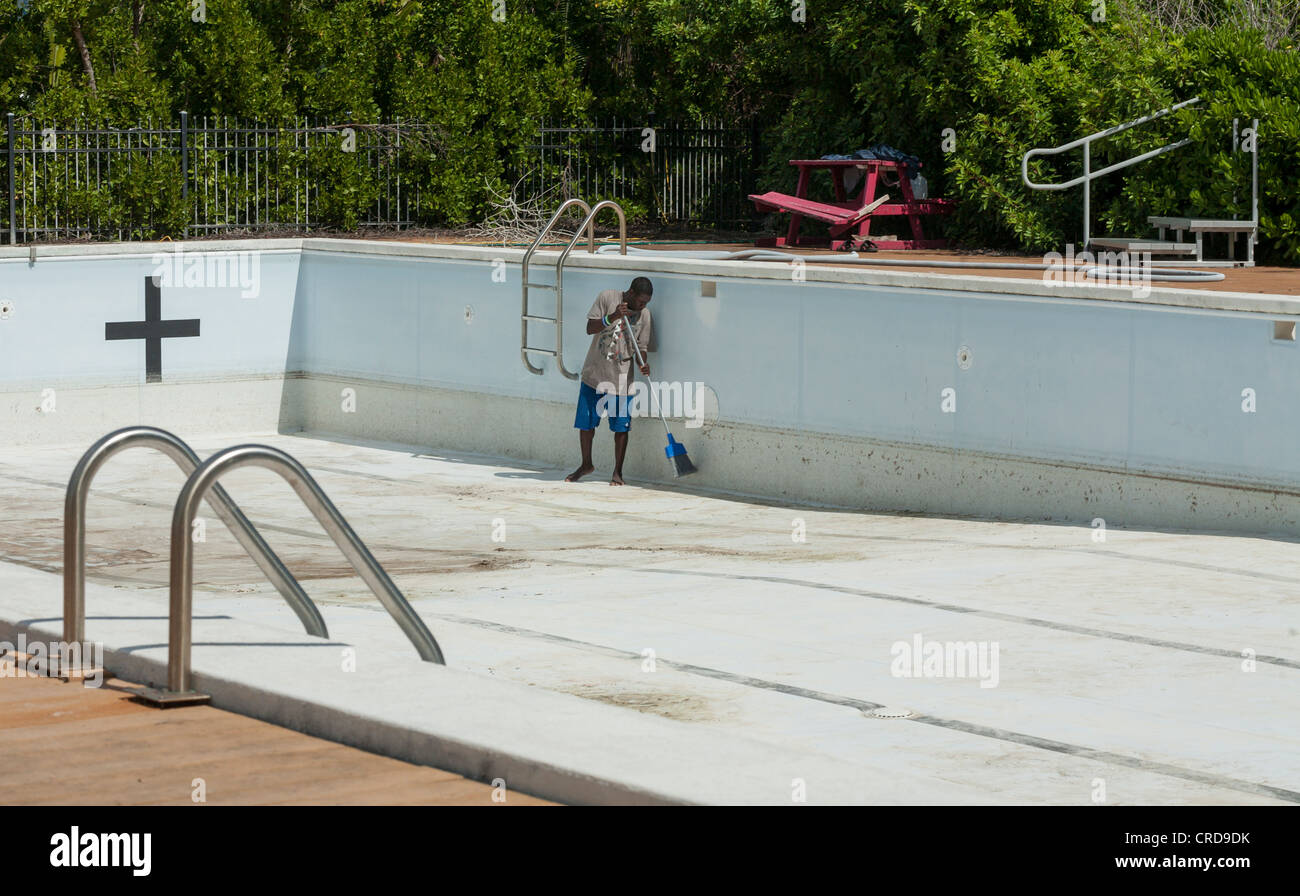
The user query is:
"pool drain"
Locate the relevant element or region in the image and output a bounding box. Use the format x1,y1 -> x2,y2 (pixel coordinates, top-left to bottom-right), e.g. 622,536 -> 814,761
866,707 -> 914,720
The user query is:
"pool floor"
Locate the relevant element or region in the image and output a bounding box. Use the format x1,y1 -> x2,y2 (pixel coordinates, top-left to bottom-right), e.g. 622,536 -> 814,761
1,431 -> 1297,804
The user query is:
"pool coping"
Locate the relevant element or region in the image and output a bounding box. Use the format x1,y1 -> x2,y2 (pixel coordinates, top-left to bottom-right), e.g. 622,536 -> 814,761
2,237 -> 1297,315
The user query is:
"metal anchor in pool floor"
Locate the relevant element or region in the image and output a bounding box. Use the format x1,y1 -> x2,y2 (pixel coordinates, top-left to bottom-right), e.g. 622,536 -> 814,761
61,427 -> 445,707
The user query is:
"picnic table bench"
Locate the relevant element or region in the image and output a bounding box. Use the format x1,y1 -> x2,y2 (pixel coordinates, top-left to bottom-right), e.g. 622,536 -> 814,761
750,158 -> 954,250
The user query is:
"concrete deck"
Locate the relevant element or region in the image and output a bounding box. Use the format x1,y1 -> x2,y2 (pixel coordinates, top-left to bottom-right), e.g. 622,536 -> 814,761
1,431 -> 1298,804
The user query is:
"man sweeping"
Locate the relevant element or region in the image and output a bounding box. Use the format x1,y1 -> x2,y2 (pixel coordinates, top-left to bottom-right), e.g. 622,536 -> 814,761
565,277 -> 654,486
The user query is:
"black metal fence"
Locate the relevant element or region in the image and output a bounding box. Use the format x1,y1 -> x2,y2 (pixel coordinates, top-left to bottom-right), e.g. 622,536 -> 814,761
516,117 -> 760,227
1,113 -> 424,242
1,114 -> 758,243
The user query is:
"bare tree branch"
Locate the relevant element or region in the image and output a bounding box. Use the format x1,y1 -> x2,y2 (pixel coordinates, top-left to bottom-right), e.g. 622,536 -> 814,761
71,20 -> 97,93
464,173 -> 587,246
1120,0 -> 1300,49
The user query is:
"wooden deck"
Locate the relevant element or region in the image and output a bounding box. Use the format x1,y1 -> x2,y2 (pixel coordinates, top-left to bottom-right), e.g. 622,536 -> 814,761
0,673 -> 554,806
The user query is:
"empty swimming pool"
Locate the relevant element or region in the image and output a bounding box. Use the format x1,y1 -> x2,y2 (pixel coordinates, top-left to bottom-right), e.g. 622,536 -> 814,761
1,238 -> 1298,804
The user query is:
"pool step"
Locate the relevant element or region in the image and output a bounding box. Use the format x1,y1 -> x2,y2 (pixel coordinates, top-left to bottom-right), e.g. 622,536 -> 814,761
1094,215 -> 1258,266
1090,237 -> 1199,255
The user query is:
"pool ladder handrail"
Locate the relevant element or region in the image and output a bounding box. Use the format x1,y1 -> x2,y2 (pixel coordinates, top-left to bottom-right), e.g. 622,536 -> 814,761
521,198 -> 627,379
1022,97 -> 1202,249
61,428 -> 445,704
152,443 -> 445,704
521,199 -> 590,376
62,427 -> 328,668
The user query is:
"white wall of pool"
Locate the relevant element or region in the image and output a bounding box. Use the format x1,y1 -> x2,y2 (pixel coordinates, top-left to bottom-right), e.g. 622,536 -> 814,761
3,238 -> 1300,534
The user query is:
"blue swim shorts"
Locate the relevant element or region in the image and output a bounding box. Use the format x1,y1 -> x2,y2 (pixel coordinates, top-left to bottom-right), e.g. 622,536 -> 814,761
574,381 -> 632,433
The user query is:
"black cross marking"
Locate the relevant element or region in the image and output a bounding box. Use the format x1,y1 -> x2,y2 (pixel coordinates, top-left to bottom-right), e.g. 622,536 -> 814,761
105,276 -> 201,383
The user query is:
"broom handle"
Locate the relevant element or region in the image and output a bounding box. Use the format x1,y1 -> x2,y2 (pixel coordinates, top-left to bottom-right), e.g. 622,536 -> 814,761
621,314 -> 672,437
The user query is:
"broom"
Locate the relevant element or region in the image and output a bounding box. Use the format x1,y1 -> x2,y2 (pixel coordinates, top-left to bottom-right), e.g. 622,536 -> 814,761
622,314 -> 697,477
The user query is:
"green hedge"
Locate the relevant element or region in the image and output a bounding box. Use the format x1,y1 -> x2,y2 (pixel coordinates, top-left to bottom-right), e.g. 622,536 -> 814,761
750,1 -> 1299,261
2,0 -> 1296,260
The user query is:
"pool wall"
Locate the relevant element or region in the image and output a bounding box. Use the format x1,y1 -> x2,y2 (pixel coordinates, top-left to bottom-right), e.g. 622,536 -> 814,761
4,239 -> 1300,534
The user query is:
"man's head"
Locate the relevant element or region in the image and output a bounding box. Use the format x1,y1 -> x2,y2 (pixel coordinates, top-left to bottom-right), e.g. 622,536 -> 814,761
625,277 -> 653,311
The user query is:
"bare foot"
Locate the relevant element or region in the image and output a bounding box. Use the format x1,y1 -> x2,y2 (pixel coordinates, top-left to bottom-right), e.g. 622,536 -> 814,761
610,472 -> 625,486
565,464 -> 595,482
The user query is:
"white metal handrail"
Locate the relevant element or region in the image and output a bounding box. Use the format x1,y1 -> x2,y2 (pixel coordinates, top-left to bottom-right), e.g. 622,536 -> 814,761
1022,97 -> 1202,247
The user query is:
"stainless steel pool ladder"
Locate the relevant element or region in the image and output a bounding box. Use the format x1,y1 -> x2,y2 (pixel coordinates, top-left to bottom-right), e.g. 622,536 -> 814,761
521,198 -> 627,378
63,427 -> 327,652
61,427 -> 445,706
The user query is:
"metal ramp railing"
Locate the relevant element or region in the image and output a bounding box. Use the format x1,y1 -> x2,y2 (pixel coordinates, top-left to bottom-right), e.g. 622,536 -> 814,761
59,428 -> 445,705
1022,97 -> 1203,250
521,198 -> 627,378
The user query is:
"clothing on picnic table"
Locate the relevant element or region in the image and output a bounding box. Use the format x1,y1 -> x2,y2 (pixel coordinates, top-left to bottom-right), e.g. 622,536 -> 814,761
820,144 -> 922,180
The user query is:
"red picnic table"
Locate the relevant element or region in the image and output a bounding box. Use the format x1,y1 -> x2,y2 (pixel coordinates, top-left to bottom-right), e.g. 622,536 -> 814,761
751,158 -> 954,250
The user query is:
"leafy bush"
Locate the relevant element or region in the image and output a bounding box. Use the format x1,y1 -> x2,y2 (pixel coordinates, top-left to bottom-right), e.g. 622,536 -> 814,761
1108,27 -> 1300,262
1,0 -> 1296,260
105,150 -> 186,240
743,0 -> 1300,260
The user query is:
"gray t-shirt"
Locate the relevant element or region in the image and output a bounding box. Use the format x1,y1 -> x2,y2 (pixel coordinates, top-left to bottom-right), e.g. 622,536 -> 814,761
580,289 -> 653,395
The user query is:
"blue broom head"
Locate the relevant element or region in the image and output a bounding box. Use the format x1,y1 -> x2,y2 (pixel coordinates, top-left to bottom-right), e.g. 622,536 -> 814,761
665,433 -> 697,476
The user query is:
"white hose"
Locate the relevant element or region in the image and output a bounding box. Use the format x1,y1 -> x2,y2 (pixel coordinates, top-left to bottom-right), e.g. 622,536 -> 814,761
596,245 -> 1226,283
